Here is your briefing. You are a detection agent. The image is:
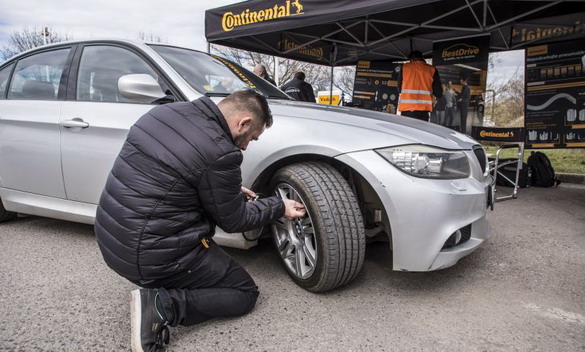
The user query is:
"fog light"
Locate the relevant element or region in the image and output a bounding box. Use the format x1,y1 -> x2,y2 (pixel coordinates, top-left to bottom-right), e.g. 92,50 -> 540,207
444,230 -> 462,248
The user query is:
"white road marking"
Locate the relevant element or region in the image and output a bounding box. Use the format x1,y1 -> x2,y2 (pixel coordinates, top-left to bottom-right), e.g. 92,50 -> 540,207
523,302 -> 585,326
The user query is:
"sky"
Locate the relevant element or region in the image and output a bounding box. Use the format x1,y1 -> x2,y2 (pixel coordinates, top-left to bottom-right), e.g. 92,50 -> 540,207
0,0 -> 239,52
0,0 -> 524,85
487,50 -> 525,87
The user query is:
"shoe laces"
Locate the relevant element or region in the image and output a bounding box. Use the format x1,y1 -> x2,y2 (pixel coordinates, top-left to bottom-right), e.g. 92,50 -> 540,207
155,325 -> 170,348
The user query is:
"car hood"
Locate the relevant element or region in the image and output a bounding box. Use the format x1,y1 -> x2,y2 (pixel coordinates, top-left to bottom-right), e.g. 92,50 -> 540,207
268,99 -> 479,152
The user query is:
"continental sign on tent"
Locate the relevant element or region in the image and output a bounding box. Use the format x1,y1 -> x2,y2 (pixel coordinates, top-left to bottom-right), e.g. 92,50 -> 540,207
511,19 -> 585,45
222,0 -> 305,32
278,38 -> 324,60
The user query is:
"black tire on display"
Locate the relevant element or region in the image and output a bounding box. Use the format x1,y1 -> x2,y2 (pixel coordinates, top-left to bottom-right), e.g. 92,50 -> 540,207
269,162 -> 365,292
0,198 -> 17,222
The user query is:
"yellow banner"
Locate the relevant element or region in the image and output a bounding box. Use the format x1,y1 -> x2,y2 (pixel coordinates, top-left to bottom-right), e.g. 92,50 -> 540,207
318,93 -> 340,105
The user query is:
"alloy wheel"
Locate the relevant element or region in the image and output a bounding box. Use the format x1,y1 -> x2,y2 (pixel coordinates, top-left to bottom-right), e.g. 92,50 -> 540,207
272,183 -> 317,280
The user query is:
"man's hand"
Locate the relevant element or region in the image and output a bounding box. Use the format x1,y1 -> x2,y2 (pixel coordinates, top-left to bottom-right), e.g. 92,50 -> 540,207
241,186 -> 257,201
283,199 -> 306,219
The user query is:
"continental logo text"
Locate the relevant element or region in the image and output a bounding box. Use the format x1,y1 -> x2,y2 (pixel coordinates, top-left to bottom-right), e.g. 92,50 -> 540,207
222,0 -> 304,32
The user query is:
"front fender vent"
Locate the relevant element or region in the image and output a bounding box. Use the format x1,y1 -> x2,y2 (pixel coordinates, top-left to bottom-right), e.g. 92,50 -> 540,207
473,145 -> 488,175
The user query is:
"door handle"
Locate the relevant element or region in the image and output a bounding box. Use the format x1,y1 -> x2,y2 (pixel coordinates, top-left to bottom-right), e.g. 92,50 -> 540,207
61,118 -> 89,129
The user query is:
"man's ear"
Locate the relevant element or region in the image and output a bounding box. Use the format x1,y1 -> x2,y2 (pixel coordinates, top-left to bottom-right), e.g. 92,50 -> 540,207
238,116 -> 253,131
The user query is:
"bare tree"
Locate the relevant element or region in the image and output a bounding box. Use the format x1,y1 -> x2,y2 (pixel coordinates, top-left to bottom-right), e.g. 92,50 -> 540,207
137,31 -> 167,43
210,44 -> 355,102
211,44 -> 329,86
211,45 -> 295,85
485,66 -> 525,127
1,27 -> 72,61
333,66 -> 356,100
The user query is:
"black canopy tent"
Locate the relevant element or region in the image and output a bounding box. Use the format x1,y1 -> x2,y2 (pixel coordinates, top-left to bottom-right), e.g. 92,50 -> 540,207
205,0 -> 585,66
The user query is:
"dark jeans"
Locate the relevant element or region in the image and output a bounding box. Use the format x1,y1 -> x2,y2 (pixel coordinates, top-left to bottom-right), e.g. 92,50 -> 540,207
436,110 -> 445,125
137,239 -> 259,327
401,110 -> 430,122
459,102 -> 469,134
445,107 -> 454,127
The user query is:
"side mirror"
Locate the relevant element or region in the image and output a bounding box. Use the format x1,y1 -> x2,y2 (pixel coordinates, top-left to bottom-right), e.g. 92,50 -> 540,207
118,74 -> 165,103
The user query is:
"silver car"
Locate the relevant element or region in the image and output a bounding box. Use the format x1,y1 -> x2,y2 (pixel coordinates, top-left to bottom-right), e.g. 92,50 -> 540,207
0,40 -> 493,292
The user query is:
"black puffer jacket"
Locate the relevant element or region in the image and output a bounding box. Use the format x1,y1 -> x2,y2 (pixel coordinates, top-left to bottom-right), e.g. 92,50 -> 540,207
95,97 -> 285,281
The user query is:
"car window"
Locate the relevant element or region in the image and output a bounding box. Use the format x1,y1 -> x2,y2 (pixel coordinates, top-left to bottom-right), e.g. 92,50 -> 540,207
0,63 -> 14,99
77,45 -> 162,104
7,49 -> 70,100
149,45 -> 290,99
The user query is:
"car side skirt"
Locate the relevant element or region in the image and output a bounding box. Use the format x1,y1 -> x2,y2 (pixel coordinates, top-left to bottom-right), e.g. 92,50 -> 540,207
0,188 -> 96,224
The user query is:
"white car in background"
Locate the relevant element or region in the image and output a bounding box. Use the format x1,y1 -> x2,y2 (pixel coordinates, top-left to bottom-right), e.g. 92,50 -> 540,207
0,40 -> 493,292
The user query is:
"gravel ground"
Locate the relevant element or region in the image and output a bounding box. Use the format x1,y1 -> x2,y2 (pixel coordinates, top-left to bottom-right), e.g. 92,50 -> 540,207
1,184 -> 584,351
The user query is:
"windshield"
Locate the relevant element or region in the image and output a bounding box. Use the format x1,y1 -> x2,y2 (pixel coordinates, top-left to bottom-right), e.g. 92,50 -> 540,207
149,45 -> 290,99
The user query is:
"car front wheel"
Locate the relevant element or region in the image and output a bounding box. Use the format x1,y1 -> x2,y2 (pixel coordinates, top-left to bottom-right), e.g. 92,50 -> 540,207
270,162 -> 365,292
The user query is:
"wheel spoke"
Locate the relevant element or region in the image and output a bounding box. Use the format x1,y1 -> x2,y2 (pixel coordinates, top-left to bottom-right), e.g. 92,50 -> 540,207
295,244 -> 305,275
273,218 -> 288,231
289,188 -> 300,202
300,217 -> 311,227
277,185 -> 290,200
302,242 -> 316,269
279,239 -> 294,259
302,223 -> 314,236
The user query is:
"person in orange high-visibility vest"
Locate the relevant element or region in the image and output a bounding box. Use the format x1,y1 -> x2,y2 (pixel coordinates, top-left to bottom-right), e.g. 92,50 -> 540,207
397,50 -> 443,122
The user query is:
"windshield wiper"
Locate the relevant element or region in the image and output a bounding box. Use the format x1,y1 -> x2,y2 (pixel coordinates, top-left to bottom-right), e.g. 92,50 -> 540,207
204,92 -> 230,97
204,92 -> 289,100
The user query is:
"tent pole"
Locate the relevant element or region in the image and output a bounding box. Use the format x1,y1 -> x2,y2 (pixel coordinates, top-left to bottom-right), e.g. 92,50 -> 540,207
274,57 -> 279,87
330,66 -> 334,105
483,0 -> 488,28
207,42 -> 210,54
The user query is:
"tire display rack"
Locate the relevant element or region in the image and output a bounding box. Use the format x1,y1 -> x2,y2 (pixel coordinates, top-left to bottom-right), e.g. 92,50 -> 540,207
489,143 -> 525,204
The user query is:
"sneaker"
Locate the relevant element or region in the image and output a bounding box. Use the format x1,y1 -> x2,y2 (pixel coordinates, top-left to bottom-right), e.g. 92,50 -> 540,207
130,289 -> 170,352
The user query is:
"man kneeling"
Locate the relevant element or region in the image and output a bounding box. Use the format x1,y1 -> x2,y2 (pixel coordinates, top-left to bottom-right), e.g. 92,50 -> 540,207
95,90 -> 305,351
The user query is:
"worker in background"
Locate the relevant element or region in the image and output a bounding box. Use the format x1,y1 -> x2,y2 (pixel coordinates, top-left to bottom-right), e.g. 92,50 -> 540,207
397,50 -> 443,122
280,71 -> 316,102
457,76 -> 471,134
253,64 -> 277,86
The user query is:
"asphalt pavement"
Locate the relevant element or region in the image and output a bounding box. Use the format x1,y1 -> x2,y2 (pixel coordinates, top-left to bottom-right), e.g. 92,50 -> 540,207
1,183 -> 584,352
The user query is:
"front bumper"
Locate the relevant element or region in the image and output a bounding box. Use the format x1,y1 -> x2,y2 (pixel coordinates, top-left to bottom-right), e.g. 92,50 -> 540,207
335,150 -> 492,272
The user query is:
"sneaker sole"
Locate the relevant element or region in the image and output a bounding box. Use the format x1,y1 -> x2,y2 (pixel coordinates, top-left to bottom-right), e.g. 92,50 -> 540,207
130,289 -> 144,352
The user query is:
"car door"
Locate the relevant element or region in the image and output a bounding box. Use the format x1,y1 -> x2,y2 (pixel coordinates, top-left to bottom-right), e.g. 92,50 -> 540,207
59,44 -> 171,204
0,48 -> 72,198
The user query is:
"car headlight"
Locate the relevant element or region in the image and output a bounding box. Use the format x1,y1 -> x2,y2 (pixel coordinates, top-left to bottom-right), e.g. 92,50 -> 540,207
375,145 -> 470,179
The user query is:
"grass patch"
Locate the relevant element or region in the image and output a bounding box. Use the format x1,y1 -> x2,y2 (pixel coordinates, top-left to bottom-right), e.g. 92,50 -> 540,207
483,146 -> 585,174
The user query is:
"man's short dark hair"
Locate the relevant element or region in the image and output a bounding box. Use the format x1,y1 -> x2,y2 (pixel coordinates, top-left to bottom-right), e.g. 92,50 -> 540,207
408,50 -> 424,60
219,90 -> 273,127
294,71 -> 306,80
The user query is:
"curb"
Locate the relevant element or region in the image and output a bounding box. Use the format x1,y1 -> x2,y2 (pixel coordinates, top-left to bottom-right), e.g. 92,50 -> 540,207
557,173 -> 585,185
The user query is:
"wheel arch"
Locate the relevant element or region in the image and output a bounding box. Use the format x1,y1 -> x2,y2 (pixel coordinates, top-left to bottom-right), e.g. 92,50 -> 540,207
250,153 -> 393,247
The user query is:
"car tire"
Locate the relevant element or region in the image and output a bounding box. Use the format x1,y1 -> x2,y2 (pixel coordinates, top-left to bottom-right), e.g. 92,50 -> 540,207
0,198 -> 17,222
270,162 -> 365,292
